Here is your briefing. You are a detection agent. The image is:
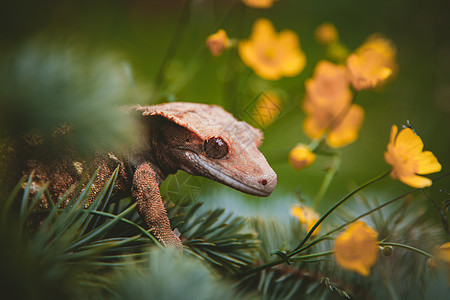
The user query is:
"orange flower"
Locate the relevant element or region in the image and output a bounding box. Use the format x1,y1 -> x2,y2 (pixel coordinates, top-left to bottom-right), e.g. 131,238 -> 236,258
290,205 -> 321,236
429,243 -> 450,283
334,221 -> 379,276
347,35 -> 397,90
314,23 -> 338,45
288,144 -> 316,170
325,104 -> 364,148
431,242 -> 450,265
206,29 -> 230,56
242,0 -> 278,9
239,18 -> 306,80
252,91 -> 282,127
384,125 -> 442,188
302,60 -> 364,148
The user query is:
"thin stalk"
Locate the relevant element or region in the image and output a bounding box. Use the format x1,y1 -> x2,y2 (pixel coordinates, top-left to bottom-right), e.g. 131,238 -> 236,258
241,171 -> 391,277
291,172 -> 450,256
308,138 -> 323,152
291,170 -> 391,254
313,154 -> 341,209
240,259 -> 284,277
240,172 -> 449,277
154,0 -> 191,92
290,250 -> 334,261
379,242 -> 433,258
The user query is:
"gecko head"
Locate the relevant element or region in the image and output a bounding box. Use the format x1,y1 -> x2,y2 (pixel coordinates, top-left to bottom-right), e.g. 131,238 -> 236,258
138,103 -> 277,197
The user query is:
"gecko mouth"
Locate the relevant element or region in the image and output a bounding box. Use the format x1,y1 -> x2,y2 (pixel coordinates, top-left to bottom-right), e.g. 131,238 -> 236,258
184,152 -> 272,197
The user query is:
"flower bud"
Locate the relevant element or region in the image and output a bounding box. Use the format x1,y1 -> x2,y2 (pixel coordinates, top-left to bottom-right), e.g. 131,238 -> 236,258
206,29 -> 230,57
288,144 -> 316,170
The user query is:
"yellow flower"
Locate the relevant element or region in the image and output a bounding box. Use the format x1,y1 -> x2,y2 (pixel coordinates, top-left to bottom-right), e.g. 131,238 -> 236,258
432,242 -> 450,264
302,60 -> 364,148
334,221 -> 379,276
314,23 -> 338,45
242,0 -> 278,9
347,35 -> 397,90
239,18 -> 306,80
290,205 -> 321,236
206,29 -> 230,57
384,125 -> 442,188
429,242 -> 450,284
288,144 -> 316,170
252,91 -> 282,127
325,104 -> 364,148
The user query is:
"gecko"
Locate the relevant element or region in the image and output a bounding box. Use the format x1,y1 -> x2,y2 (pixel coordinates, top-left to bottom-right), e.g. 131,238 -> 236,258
22,102 -> 277,250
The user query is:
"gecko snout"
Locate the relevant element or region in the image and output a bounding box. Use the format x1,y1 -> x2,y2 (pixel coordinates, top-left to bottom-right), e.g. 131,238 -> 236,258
257,172 -> 277,196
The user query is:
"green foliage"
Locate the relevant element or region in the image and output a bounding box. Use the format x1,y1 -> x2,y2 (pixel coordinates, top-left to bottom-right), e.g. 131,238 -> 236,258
111,248 -> 234,300
0,36 -> 140,155
237,218 -> 345,300
0,171 -> 258,299
172,203 -> 259,274
1,164 -> 449,300
0,2 -> 449,299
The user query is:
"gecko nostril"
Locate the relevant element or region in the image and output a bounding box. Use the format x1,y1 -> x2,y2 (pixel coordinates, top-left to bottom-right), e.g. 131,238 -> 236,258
261,179 -> 268,186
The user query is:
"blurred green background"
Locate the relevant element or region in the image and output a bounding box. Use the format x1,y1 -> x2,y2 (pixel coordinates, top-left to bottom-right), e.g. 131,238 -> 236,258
1,0 -> 448,218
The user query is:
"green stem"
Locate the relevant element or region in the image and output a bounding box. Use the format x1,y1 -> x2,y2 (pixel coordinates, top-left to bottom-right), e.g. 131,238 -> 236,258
291,250 -> 334,261
154,0 -> 191,93
240,170 -> 391,277
313,154 -> 341,209
308,138 -> 322,152
379,242 -> 433,259
291,170 -> 391,254
240,259 -> 284,277
240,172 -> 449,277
294,172 -> 450,256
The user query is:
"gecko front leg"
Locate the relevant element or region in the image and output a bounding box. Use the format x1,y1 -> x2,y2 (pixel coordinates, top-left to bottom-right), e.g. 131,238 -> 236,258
132,162 -> 183,250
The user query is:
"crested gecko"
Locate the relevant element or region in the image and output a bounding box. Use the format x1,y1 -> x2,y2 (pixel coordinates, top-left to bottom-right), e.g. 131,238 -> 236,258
25,102 -> 277,250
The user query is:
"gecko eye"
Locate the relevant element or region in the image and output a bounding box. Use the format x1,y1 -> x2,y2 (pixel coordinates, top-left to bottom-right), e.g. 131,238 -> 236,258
204,137 -> 228,159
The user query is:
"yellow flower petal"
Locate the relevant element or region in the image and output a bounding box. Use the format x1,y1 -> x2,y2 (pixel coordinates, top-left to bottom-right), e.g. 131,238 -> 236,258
302,114 -> 326,140
384,125 -> 441,188
395,127 -> 423,153
389,125 -> 398,145
416,151 -> 442,174
290,205 -> 321,236
253,18 -> 277,41
334,222 -> 379,276
304,60 -> 352,108
242,0 -> 277,9
357,34 -> 397,66
279,31 -> 306,76
346,35 -> 397,91
433,242 -> 450,264
302,60 -> 361,148
398,174 -> 433,188
327,104 -> 365,148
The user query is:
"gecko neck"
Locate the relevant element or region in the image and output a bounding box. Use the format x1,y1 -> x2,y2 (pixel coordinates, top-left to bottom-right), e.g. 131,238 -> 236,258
128,148 -> 175,186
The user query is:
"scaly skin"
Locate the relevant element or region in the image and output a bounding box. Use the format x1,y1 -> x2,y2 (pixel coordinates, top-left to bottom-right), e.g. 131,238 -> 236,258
25,102 -> 277,250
